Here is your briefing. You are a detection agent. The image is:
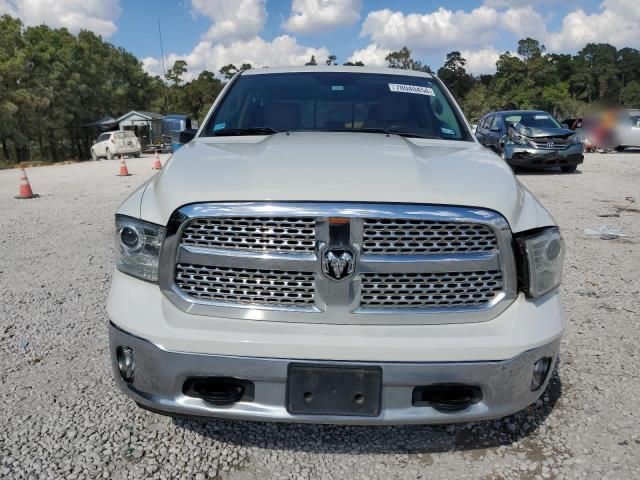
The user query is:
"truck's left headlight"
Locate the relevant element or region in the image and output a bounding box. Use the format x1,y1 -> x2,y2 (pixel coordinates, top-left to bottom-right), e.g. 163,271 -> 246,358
516,227 -> 565,298
115,215 -> 165,282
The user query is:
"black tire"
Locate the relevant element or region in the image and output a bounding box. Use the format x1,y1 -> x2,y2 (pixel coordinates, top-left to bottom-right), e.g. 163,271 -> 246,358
615,146 -> 626,152
561,165 -> 578,173
134,152 -> 141,158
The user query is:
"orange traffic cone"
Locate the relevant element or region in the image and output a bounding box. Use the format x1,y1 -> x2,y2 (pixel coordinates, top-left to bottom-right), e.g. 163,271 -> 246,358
15,168 -> 39,199
152,151 -> 162,170
117,155 -> 131,177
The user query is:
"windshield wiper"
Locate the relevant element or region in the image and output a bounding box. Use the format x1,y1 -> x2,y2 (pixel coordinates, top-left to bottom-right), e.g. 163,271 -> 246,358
329,127 -> 438,140
212,127 -> 282,136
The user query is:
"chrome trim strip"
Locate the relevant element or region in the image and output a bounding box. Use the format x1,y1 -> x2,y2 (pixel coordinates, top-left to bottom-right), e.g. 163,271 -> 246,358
359,252 -> 499,274
179,245 -> 318,271
158,202 -> 517,325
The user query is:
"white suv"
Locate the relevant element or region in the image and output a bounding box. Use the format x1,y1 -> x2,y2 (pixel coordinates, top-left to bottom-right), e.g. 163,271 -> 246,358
107,67 -> 566,424
91,131 -> 141,160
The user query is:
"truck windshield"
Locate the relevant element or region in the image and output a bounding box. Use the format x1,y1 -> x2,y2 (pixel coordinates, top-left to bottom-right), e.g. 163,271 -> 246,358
203,72 -> 471,141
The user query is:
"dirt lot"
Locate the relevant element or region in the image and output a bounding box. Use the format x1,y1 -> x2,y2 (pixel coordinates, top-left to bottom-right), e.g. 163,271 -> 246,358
1,152 -> 639,479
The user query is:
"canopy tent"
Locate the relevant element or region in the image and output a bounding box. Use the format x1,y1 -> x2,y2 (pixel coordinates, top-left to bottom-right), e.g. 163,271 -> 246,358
82,116 -> 118,131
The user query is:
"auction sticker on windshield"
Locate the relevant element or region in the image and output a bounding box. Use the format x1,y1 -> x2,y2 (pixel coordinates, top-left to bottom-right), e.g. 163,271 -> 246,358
388,84 -> 435,96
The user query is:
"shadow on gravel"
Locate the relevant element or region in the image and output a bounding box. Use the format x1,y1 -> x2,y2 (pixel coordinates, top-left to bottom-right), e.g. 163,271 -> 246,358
515,167 -> 583,176
171,362 -> 563,455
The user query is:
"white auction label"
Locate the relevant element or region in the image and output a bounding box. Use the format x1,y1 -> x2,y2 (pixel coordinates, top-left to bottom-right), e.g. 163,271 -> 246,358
388,83 -> 435,96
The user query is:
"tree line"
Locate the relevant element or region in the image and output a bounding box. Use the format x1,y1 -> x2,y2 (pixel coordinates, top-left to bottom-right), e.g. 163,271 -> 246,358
438,38 -> 640,122
1,12 -> 639,166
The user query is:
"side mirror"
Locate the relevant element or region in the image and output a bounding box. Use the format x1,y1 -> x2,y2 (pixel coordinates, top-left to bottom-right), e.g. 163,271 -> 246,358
177,128 -> 197,144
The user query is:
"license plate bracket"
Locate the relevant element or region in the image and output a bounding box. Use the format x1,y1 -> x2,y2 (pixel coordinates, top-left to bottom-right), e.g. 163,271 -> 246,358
287,365 -> 382,416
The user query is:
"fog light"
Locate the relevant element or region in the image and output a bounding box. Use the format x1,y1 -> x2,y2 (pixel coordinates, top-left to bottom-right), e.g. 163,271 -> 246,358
531,357 -> 552,391
116,346 -> 134,382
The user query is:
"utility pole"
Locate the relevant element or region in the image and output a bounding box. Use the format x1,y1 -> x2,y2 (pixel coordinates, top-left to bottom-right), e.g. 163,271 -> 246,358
158,18 -> 169,113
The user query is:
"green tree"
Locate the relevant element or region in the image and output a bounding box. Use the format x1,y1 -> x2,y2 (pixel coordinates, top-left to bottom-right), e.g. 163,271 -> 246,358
574,43 -> 619,102
617,48 -> 640,103
437,51 -> 474,99
219,63 -> 251,80
325,54 -> 337,66
385,47 -> 432,72
305,55 -> 317,66
517,37 -> 545,62
461,84 -> 494,123
166,60 -> 187,86
181,70 -> 224,122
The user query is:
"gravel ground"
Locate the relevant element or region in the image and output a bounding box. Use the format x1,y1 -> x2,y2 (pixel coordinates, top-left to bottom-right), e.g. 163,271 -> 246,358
1,152 -> 639,479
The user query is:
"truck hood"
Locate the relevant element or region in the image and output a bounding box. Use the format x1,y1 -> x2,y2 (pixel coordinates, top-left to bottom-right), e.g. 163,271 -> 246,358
139,132 -> 549,231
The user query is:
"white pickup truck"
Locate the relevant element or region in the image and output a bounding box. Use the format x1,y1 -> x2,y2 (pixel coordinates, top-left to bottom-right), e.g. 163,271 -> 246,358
107,66 -> 566,424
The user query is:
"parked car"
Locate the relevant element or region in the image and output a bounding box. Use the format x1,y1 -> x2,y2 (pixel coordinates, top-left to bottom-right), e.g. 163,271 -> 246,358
108,67 -> 565,424
476,110 -> 583,172
91,131 -> 141,160
613,109 -> 640,151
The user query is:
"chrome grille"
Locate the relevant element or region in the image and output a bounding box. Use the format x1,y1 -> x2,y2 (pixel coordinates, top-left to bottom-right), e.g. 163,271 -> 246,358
162,203 -> 517,324
363,219 -> 498,255
528,137 -> 571,149
360,270 -> 503,308
175,263 -> 315,307
181,217 -> 316,252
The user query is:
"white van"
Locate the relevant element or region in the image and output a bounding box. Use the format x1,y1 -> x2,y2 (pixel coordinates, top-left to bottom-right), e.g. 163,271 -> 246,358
91,131 -> 141,160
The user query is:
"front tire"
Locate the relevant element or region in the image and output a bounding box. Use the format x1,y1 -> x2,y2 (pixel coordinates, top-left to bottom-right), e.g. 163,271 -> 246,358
615,146 -> 626,152
561,165 -> 578,173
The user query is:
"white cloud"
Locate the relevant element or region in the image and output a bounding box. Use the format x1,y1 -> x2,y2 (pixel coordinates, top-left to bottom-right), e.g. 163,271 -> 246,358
0,0 -> 121,36
191,0 -> 267,41
141,56 -> 162,77
347,43 -> 390,67
483,0 -> 561,7
498,6 -> 547,40
0,1 -> 18,16
546,0 -> 640,51
360,6 -> 500,52
459,47 -> 502,75
161,35 -> 329,81
283,0 -> 361,34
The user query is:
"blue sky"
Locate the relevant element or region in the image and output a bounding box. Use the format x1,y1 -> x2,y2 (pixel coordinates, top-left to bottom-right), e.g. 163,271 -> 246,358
113,0 -> 596,62
3,0 -> 638,78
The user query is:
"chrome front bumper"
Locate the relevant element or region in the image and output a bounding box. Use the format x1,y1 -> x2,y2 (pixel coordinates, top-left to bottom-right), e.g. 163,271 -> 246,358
109,322 -> 559,425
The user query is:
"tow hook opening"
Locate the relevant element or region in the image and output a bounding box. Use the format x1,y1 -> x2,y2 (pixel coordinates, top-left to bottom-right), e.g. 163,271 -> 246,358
412,384 -> 483,412
183,377 -> 255,406
116,346 -> 134,382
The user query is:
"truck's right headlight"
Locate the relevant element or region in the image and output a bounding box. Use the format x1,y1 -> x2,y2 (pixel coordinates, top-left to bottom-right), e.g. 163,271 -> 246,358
115,215 -> 165,282
515,227 -> 565,298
